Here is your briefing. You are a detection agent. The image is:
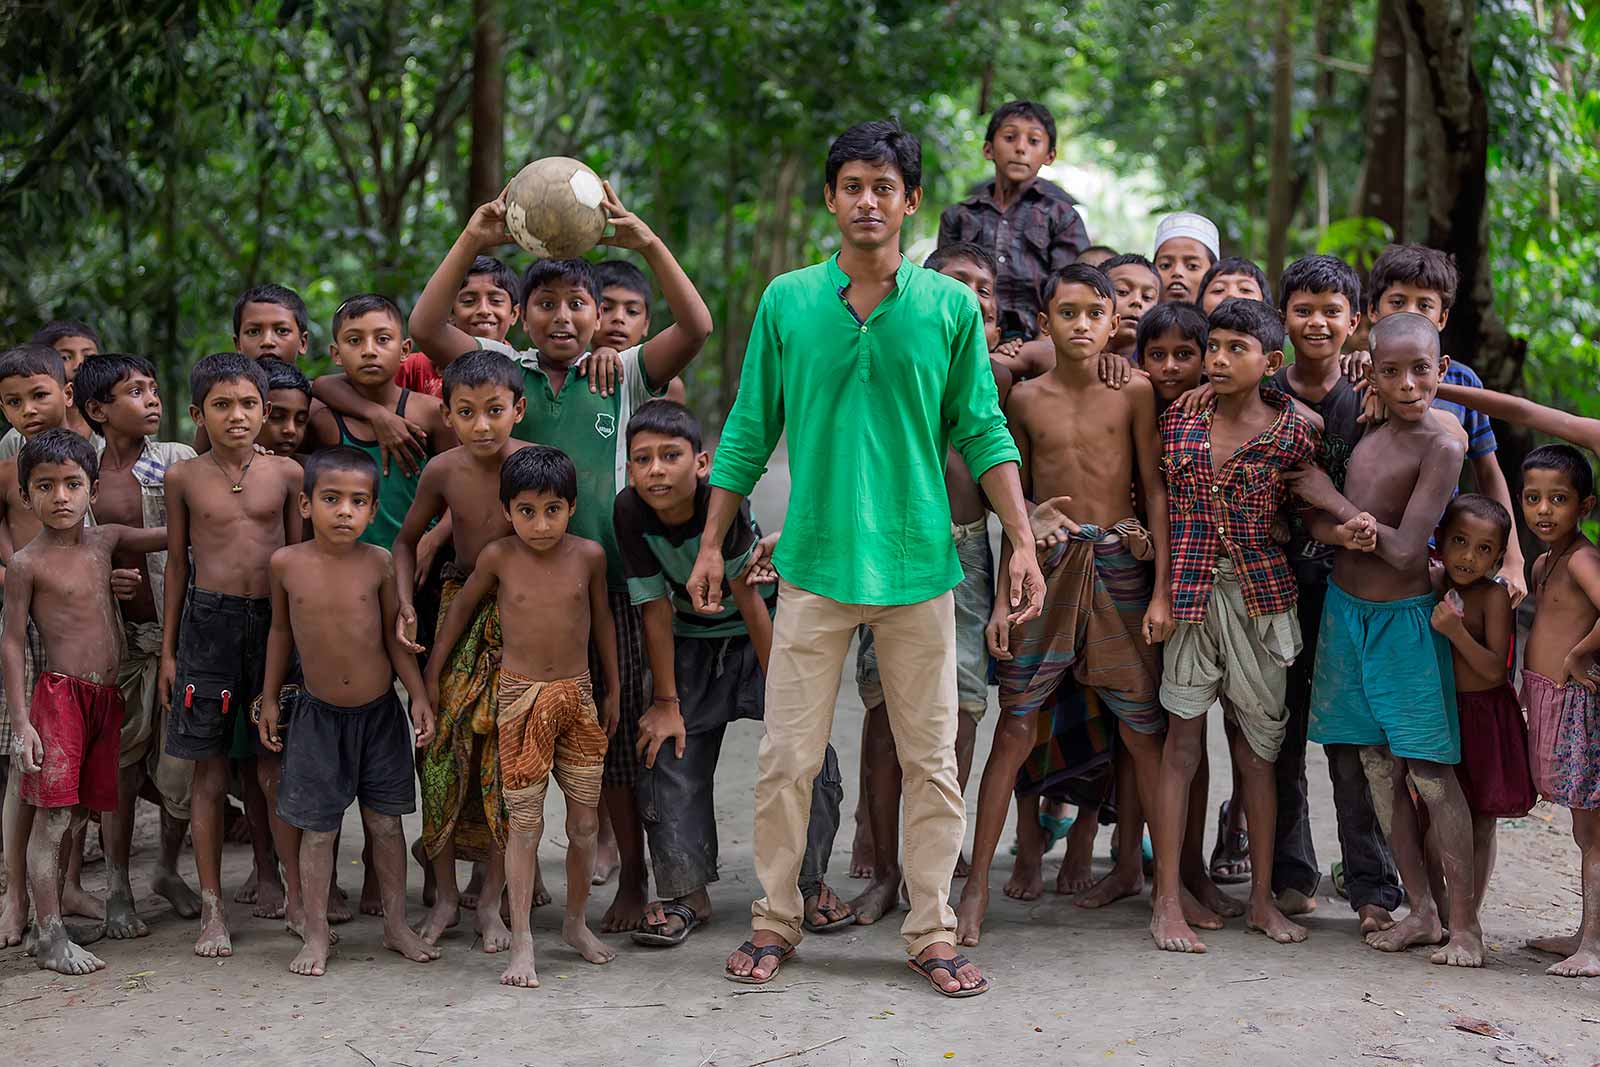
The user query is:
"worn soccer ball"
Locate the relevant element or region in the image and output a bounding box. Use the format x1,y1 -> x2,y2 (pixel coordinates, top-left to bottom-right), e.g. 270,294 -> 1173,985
503,156 -> 608,258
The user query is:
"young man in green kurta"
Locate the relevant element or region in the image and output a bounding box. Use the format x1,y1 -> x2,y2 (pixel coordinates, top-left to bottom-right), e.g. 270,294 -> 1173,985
689,121 -> 1045,997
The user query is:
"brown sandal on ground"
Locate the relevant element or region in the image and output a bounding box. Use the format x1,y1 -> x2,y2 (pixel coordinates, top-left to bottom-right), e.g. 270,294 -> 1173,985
724,941 -> 795,984
907,953 -> 991,998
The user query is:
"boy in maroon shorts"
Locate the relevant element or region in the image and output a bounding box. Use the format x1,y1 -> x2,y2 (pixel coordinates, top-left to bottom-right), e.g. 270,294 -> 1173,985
2,429 -> 166,974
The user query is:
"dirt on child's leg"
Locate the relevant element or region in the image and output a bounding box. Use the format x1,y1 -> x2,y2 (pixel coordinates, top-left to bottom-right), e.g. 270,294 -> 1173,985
257,752 -> 305,929
1408,764 -> 1482,967
1,774 -> 35,946
189,756 -> 232,958
1152,715 -> 1209,953
31,808 -> 104,975
362,810 -> 438,967
61,817 -> 104,920
1547,809 -> 1600,978
153,807 -> 201,919
104,763 -> 149,939
560,795 -> 613,966
1357,749 -> 1445,954
290,829 -> 337,976
1231,732 -> 1306,946
237,756 -> 284,917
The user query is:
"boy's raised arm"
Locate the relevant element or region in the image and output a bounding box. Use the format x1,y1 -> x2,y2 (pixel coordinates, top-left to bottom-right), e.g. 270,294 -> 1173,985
111,523 -> 168,556
1,558 -> 39,770
257,554 -> 294,753
1435,382 -> 1600,455
411,199 -> 511,371
158,466 -> 191,710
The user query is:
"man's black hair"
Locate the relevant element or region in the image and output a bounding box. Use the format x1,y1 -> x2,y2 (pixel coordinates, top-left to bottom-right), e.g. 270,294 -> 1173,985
0,343 -> 67,387
303,444 -> 380,497
625,399 -> 702,453
74,354 -> 157,427
824,120 -> 922,191
984,100 -> 1058,152
465,255 -> 522,306
332,293 -> 404,337
1136,302 -> 1208,361
924,242 -> 997,279
30,320 -> 101,349
1369,311 -> 1441,361
261,357 -> 312,399
1102,253 -> 1160,285
1277,253 -> 1363,313
521,258 -> 600,308
1439,493 -> 1512,553
1208,297 -> 1286,354
440,350 -> 524,405
189,352 -> 268,408
1368,244 -> 1459,312
1523,443 -> 1596,502
232,283 -> 310,337
594,260 -> 652,306
500,444 -> 577,507
1198,256 -> 1269,304
1041,262 -> 1115,306
19,427 -> 98,493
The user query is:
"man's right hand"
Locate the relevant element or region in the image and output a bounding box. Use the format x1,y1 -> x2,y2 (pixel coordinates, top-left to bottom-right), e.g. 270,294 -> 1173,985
636,699 -> 687,769
372,407 -> 429,476
687,548 -> 726,614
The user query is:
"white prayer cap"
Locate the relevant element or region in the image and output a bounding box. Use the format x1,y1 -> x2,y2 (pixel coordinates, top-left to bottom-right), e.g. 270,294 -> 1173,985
1153,212 -> 1220,260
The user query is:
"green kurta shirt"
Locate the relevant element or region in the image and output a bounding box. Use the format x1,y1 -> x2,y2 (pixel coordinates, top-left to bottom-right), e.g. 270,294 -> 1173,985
710,253 -> 1019,606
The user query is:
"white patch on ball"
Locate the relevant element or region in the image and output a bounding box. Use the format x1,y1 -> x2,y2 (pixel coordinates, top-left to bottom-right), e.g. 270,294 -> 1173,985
569,170 -> 604,210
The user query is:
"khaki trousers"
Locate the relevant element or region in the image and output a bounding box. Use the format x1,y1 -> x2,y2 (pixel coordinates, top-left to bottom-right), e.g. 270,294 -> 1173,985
752,580 -> 962,956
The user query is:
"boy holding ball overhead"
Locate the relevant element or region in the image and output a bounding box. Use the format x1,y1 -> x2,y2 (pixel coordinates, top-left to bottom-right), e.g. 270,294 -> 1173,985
410,175 -> 713,932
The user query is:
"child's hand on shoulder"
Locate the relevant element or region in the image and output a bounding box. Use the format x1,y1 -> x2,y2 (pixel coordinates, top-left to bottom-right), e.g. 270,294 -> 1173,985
11,720 -> 42,774
1097,352 -> 1134,390
411,698 -> 437,748
579,347 -> 623,397
992,338 -> 1024,360
1340,349 -> 1371,385
1176,383 -> 1216,415
371,406 -> 429,477
1142,595 -> 1174,644
1029,494 -> 1079,550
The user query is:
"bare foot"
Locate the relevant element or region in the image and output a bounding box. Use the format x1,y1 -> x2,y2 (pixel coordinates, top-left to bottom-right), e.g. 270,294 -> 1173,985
289,927 -> 330,976
384,922 -> 442,964
62,881 -> 105,921
563,916 -> 616,964
1358,904 -> 1396,935
1276,888 -> 1318,917
1246,897 -> 1308,944
955,887 -> 987,947
35,924 -> 106,975
194,892 -> 233,958
1055,846 -> 1095,896
412,839 -> 436,908
1004,853 -> 1044,901
1178,886 -> 1226,930
459,864 -> 485,910
1527,932 -> 1581,956
1547,943 -> 1600,977
848,874 -> 902,925
251,873 -> 287,920
1184,871 -> 1244,919
325,885 -> 354,925
476,901 -> 514,952
500,932 -> 540,987
360,868 -> 384,916
415,893 -> 460,945
1365,908 -> 1443,952
533,861 -> 552,908
600,878 -> 646,933
1,892 -> 30,946
591,842 -> 619,887
153,871 -> 202,919
104,890 -> 149,940
1150,894 -> 1206,953
233,874 -> 259,905
284,916 -> 340,945
849,818 -> 872,879
1075,865 -> 1143,909
1431,926 -> 1484,967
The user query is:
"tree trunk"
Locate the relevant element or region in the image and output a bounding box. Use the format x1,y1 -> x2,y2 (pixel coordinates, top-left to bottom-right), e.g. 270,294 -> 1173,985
1353,0 -> 1408,235
1265,0 -> 1295,287
466,0 -> 505,218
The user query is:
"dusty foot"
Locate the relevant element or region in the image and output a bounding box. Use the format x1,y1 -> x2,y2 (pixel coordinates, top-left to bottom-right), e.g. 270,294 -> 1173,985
500,932 -> 540,987
1055,834 -> 1096,896
848,874 -> 902,925
1547,943 -> 1600,977
193,893 -> 233,958
1431,926 -> 1485,968
414,894 -> 460,945
1004,853 -> 1044,901
955,887 -> 988,947
563,916 -> 616,964
475,901 -> 514,952
35,928 -> 106,975
153,870 -> 202,919
251,873 -> 287,920
360,868 -> 383,916
284,917 -> 340,945
1527,932 -> 1581,956
412,839 -> 437,908
1365,908 -> 1443,952
326,885 -> 354,925
1358,904 -> 1396,935
289,928 -> 330,976
1185,872 -> 1245,919
591,840 -> 620,887
1076,865 -> 1143,909
384,922 -> 442,964
804,883 -> 855,929
104,891 -> 149,940
1151,895 -> 1207,953
459,865 -> 485,910
1276,888 -> 1318,917
233,872 -> 259,904
849,819 -> 872,879
0,893 -> 29,946
62,881 -> 105,921
600,879 -> 647,933
1178,886 -> 1226,930
1246,897 -> 1309,944
533,865 -> 553,909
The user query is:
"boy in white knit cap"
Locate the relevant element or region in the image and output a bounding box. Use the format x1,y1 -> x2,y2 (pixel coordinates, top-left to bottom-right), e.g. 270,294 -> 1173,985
1153,212 -> 1220,304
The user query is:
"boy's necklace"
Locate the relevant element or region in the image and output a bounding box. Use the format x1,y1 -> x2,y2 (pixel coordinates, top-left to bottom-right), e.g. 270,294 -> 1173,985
210,450 -> 255,493
1537,537 -> 1581,599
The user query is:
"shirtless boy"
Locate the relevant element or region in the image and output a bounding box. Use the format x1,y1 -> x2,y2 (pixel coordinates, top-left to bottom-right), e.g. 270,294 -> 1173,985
160,353 -> 305,957
426,446 -> 619,988
3,430 -> 166,973
258,446 -> 439,977
1298,312 -> 1481,967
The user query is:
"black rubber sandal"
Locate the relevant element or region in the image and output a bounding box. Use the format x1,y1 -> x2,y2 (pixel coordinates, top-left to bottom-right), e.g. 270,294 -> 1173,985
802,890 -> 857,933
907,953 -> 991,998
724,940 -> 795,984
632,901 -> 703,947
1209,800 -> 1252,885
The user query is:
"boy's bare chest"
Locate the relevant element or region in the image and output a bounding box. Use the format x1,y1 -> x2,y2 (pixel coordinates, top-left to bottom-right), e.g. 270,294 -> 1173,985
32,541 -> 113,603
93,469 -> 143,528
190,476 -> 290,527
1344,439 -> 1420,524
498,557 -> 587,613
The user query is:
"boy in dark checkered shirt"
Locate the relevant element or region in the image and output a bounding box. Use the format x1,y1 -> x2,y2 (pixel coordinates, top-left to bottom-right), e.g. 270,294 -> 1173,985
1150,298 -> 1363,956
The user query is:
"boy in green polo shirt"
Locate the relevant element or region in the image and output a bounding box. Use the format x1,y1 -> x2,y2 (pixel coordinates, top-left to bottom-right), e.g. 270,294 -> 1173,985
410,177 -> 713,931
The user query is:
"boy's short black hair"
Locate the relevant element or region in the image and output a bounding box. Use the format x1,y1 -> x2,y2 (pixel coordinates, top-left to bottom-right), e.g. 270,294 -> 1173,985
1102,253 -> 1160,285
0,343 -> 67,387
440,350 -> 524,405
19,427 -> 98,492
190,352 -> 269,408
1081,244 -> 1119,260
1208,298 -> 1286,354
1198,256 -> 1270,303
232,283 -> 310,337
1368,244 -> 1459,312
984,100 -> 1057,152
31,320 -> 101,349
1523,444 -> 1596,502
825,120 -> 922,192
521,258 -> 601,308
74,354 -> 157,426
594,260 -> 652,305
465,255 -> 522,306
303,444 -> 380,497
1041,263 -> 1115,306
332,293 -> 404,337
1277,253 -> 1363,313
1136,302 -> 1208,359
1439,492 -> 1512,552
626,399 -> 702,453
924,242 -> 998,279
261,357 -> 312,399
500,445 -> 577,507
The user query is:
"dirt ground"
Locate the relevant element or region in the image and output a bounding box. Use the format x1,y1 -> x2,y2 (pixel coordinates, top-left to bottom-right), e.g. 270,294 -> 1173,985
4,452 -> 1600,1066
